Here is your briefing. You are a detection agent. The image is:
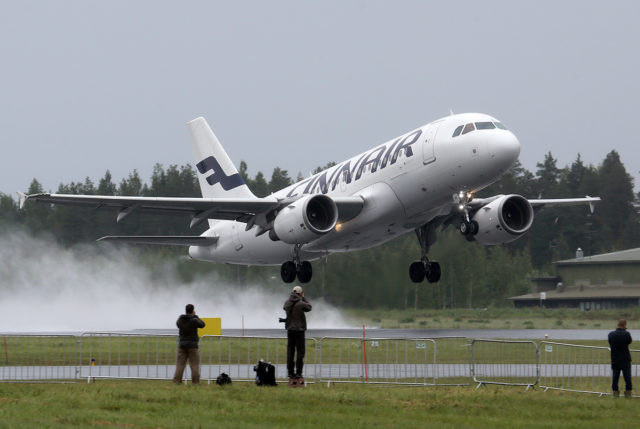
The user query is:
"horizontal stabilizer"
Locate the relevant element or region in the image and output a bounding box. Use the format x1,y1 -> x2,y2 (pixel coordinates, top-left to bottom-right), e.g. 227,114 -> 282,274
98,236 -> 219,246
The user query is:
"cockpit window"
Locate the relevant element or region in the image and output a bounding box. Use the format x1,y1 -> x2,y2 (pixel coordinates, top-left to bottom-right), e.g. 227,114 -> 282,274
475,122 -> 496,130
461,123 -> 475,135
452,125 -> 463,138
494,122 -> 507,130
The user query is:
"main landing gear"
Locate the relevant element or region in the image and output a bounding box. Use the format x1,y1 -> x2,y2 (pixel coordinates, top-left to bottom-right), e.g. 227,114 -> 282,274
281,245 -> 312,283
409,224 -> 441,283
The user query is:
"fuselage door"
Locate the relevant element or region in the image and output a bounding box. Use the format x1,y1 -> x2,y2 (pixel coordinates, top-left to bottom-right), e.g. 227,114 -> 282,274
423,120 -> 442,165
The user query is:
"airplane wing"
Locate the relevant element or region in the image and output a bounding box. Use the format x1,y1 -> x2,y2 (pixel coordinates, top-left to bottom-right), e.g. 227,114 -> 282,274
469,195 -> 601,213
18,192 -> 364,229
19,192 -> 280,228
98,236 -> 219,246
527,196 -> 601,213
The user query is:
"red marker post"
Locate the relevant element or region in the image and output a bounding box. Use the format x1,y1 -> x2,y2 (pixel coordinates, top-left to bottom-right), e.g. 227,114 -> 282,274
362,325 -> 368,383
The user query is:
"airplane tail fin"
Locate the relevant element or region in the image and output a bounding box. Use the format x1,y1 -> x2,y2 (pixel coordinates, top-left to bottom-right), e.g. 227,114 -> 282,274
187,117 -> 256,199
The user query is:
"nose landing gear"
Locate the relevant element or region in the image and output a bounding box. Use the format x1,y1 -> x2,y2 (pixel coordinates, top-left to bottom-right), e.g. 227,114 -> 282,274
459,219 -> 479,241
455,191 -> 478,241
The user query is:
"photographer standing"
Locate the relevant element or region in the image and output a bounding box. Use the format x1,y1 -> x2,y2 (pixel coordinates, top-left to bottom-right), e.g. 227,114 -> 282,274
608,318 -> 633,397
173,304 -> 205,385
283,285 -> 312,383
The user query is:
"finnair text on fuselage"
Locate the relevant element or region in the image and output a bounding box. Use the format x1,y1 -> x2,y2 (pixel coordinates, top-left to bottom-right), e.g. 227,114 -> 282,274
285,128 -> 423,197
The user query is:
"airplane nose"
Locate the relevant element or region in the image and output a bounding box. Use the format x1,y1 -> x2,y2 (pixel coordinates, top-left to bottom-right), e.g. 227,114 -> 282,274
490,131 -> 520,169
505,132 -> 520,161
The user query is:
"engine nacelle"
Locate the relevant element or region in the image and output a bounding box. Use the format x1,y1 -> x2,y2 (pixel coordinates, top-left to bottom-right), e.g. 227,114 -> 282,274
472,194 -> 534,245
272,194 -> 338,244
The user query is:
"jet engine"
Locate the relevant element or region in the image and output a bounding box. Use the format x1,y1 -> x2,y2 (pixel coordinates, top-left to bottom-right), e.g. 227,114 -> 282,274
272,194 -> 338,244
472,194 -> 534,245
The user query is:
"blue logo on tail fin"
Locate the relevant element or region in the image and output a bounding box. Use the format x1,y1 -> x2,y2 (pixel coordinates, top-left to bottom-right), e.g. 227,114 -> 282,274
196,156 -> 245,190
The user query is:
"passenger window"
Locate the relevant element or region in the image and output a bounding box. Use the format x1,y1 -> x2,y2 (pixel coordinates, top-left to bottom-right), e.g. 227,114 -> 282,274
461,123 -> 475,135
475,122 -> 496,130
494,122 -> 507,130
452,125 -> 463,137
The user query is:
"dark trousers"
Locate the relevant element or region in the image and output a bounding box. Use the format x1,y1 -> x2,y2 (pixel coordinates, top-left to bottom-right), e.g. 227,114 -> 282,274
173,348 -> 200,384
287,330 -> 306,377
611,364 -> 632,392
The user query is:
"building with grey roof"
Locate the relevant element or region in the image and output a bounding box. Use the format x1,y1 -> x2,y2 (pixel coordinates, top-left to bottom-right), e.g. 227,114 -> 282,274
510,248 -> 640,310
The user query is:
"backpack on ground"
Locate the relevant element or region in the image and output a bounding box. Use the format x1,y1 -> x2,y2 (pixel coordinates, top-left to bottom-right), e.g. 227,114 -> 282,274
253,360 -> 277,386
216,372 -> 232,385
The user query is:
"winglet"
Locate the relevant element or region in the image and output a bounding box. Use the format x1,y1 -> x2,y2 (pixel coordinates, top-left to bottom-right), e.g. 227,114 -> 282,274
586,195 -> 598,214
17,192 -> 27,210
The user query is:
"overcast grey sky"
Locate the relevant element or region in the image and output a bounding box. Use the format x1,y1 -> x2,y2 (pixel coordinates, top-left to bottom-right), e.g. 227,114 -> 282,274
1,1 -> 639,196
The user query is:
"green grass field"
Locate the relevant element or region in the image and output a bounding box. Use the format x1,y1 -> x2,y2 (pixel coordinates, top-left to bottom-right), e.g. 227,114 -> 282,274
0,380 -> 638,428
2,335 -> 613,369
348,307 -> 640,330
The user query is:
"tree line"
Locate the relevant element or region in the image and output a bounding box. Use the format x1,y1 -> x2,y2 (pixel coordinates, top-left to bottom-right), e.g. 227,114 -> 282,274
0,150 -> 637,309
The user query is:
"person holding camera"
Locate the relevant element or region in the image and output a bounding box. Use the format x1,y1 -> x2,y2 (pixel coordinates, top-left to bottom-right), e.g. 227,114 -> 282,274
283,285 -> 312,383
608,318 -> 633,397
173,304 -> 206,385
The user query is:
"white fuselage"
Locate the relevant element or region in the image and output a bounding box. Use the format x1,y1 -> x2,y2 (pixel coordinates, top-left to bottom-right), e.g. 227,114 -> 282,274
189,113 -> 520,265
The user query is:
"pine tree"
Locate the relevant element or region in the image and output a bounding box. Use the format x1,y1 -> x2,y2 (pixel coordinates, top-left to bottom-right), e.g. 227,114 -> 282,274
597,150 -> 638,250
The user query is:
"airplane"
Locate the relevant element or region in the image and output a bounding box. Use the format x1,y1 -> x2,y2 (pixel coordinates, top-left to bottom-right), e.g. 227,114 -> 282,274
19,113 -> 600,284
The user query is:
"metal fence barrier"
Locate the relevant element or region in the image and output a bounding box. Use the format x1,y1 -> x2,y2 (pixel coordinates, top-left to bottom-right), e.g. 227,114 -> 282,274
315,336 -> 473,385
1,335 -> 79,381
199,335 -> 318,384
317,337 -> 438,385
430,337 -> 473,386
1,333 -> 638,398
81,332 -> 178,381
80,333 -> 319,384
470,339 -> 539,389
539,341 -> 639,397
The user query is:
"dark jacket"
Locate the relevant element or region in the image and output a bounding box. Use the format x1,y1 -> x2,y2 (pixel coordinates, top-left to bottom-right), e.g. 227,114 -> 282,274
608,328 -> 632,367
283,293 -> 312,331
176,314 -> 206,349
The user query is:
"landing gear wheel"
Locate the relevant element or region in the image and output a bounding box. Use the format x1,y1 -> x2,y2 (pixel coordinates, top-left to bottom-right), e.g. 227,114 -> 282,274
281,261 -> 297,283
409,261 -> 425,283
462,220 -> 478,241
459,220 -> 471,236
411,224 -> 441,283
425,262 -> 441,283
460,220 -> 478,237
297,261 -> 312,283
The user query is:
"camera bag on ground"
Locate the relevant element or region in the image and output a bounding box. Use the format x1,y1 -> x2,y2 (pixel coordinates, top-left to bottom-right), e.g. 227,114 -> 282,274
216,372 -> 232,385
253,360 -> 277,386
